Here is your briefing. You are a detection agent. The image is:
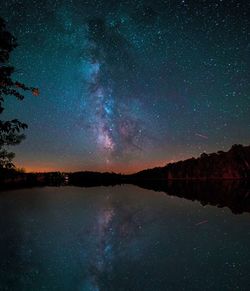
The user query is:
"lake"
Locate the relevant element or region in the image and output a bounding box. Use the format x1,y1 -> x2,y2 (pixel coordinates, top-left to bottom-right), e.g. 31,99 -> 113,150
0,185 -> 250,291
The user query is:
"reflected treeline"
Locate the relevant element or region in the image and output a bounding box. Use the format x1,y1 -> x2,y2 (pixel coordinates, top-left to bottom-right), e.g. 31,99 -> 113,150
131,179 -> 250,215
1,170 -> 250,214
68,174 -> 250,215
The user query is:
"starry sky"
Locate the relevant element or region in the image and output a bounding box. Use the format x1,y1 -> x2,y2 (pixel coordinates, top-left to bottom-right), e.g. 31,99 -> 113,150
1,0 -> 250,173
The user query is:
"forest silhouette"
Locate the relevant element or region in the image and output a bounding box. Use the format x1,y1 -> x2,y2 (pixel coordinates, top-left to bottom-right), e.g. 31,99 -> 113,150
0,17 -> 39,169
1,144 -> 250,215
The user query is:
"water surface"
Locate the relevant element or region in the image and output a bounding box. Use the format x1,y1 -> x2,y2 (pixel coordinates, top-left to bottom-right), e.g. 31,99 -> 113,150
0,185 -> 250,291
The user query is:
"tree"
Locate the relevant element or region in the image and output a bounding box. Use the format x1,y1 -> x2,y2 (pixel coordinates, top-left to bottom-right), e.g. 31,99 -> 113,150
0,17 -> 38,169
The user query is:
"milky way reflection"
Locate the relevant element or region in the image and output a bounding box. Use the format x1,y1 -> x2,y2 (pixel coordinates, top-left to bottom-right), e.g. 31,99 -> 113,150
0,185 -> 250,290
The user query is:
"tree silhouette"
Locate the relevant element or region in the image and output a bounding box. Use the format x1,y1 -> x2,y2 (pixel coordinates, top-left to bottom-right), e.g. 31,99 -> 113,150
0,17 -> 38,169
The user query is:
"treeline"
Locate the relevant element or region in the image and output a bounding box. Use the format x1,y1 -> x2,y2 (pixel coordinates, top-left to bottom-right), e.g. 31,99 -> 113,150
68,171 -> 124,186
131,144 -> 250,180
1,144 -> 250,189
0,169 -> 124,189
0,169 -> 65,189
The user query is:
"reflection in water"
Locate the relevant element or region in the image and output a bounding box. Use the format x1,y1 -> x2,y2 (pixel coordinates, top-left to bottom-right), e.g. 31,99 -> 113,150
0,185 -> 250,290
80,194 -> 151,290
132,180 -> 250,214
83,206 -> 115,290
67,178 -> 250,214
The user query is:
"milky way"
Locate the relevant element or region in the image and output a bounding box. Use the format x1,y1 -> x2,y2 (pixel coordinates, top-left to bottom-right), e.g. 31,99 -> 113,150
1,0 -> 250,172
82,18 -> 147,165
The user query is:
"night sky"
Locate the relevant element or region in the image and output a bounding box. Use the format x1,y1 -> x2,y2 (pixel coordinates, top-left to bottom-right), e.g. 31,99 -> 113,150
1,0 -> 250,173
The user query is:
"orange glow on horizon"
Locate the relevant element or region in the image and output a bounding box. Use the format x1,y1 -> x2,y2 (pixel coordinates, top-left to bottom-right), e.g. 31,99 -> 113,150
18,159 -> 175,174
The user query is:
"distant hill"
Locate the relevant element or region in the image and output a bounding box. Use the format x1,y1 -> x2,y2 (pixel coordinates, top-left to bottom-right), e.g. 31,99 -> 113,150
68,171 -> 123,186
130,144 -> 250,180
1,144 -> 250,190
1,144 -> 250,214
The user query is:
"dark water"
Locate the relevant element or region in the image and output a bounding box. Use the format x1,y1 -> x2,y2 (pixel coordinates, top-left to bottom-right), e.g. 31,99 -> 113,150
0,185 -> 250,291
